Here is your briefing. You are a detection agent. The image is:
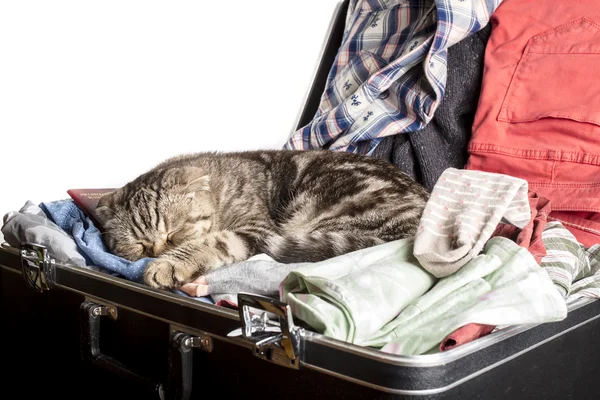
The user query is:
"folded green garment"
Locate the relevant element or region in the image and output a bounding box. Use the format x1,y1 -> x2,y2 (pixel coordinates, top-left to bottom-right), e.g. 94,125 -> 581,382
282,237 -> 567,355
281,238 -> 436,344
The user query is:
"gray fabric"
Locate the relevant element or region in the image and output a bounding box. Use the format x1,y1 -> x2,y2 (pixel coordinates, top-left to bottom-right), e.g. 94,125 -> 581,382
371,23 -> 492,191
204,254 -> 309,296
2,200 -> 88,267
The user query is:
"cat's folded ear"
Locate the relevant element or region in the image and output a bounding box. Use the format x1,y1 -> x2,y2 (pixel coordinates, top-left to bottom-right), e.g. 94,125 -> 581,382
96,190 -> 120,219
161,167 -> 210,194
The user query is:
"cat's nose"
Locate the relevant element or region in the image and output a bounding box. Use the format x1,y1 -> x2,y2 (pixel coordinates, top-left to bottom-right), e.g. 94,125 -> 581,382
152,241 -> 164,256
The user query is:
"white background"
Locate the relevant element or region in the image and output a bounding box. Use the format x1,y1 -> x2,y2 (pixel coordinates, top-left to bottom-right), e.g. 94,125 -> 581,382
0,0 -> 342,237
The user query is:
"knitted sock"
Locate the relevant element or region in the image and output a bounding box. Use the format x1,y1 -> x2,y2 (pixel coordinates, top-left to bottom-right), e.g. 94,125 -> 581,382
413,168 -> 531,277
179,254 -> 309,299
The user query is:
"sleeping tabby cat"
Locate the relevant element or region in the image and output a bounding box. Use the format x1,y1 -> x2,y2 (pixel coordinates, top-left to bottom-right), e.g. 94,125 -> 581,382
96,150 -> 429,290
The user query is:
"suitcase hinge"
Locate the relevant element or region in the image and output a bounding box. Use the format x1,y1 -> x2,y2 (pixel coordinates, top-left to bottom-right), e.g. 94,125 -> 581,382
228,293 -> 303,370
20,243 -> 56,292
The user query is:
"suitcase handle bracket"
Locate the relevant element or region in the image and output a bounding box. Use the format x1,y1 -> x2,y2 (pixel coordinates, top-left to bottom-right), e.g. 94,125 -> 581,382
232,293 -> 304,369
80,300 -> 198,400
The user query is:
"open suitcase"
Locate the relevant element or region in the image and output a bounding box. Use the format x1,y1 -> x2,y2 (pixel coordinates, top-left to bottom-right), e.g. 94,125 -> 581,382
2,1 -> 600,399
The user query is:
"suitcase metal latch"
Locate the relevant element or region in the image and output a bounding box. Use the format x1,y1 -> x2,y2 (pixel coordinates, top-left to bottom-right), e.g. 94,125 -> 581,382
20,243 -> 56,292
228,293 -> 303,369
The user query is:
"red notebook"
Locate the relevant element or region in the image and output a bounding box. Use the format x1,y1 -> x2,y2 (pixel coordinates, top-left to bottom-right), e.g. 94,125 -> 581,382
67,188 -> 116,231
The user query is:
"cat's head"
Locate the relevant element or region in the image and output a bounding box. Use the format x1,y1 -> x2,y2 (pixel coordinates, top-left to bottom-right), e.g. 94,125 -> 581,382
96,167 -> 214,261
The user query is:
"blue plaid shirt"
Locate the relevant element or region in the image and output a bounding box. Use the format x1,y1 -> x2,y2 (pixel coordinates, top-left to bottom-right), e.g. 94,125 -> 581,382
285,0 -> 502,154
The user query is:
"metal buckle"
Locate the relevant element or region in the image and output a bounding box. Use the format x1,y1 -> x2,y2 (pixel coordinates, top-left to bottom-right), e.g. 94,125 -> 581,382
20,243 -> 55,292
227,293 -> 303,369
170,325 -> 214,354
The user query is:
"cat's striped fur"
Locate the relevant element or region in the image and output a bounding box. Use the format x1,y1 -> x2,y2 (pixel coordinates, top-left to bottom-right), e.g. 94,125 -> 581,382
96,150 -> 429,290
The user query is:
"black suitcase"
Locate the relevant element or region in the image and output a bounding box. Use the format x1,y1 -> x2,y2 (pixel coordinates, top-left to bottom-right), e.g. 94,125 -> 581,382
2,2 -> 600,399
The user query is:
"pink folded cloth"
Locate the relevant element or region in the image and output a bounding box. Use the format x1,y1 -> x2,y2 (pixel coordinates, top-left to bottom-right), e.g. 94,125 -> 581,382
440,323 -> 496,351
493,191 -> 551,265
180,276 -> 209,297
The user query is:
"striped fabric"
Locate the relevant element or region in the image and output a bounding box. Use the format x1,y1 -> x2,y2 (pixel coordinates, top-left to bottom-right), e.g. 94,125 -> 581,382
541,221 -> 600,301
377,237 -> 567,356
284,0 -> 502,154
413,168 -> 531,277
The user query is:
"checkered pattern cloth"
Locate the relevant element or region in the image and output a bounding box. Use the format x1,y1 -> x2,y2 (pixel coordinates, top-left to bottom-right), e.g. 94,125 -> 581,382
285,0 -> 502,154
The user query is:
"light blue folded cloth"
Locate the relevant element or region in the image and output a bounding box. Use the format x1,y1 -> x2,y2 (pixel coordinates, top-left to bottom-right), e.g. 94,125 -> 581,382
1,199 -> 213,304
40,199 -> 151,282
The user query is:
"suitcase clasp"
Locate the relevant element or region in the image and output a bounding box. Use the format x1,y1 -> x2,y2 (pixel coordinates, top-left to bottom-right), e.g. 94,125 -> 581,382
20,243 -> 56,292
229,293 -> 303,369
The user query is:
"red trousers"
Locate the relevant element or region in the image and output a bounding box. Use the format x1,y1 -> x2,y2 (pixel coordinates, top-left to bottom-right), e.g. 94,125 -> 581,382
466,0 -> 600,247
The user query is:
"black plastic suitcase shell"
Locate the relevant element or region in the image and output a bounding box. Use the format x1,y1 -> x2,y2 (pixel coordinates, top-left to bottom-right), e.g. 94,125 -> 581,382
2,1 -> 600,399
3,244 -> 600,400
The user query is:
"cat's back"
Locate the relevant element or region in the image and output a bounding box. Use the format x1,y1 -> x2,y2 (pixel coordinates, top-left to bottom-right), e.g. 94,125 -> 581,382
149,150 -> 325,182
151,149 -> 427,192
268,150 -> 429,197
266,150 -> 430,247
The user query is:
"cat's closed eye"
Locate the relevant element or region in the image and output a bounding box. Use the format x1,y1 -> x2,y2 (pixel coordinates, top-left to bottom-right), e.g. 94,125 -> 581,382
166,231 -> 177,245
132,242 -> 147,257
165,230 -> 194,246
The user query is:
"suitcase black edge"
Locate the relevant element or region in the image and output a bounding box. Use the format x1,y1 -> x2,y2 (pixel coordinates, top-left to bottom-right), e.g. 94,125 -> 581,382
290,0 -> 350,135
2,242 -> 598,397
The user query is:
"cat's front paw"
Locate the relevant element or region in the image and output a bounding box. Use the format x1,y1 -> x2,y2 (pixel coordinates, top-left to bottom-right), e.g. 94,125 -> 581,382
143,258 -> 198,289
